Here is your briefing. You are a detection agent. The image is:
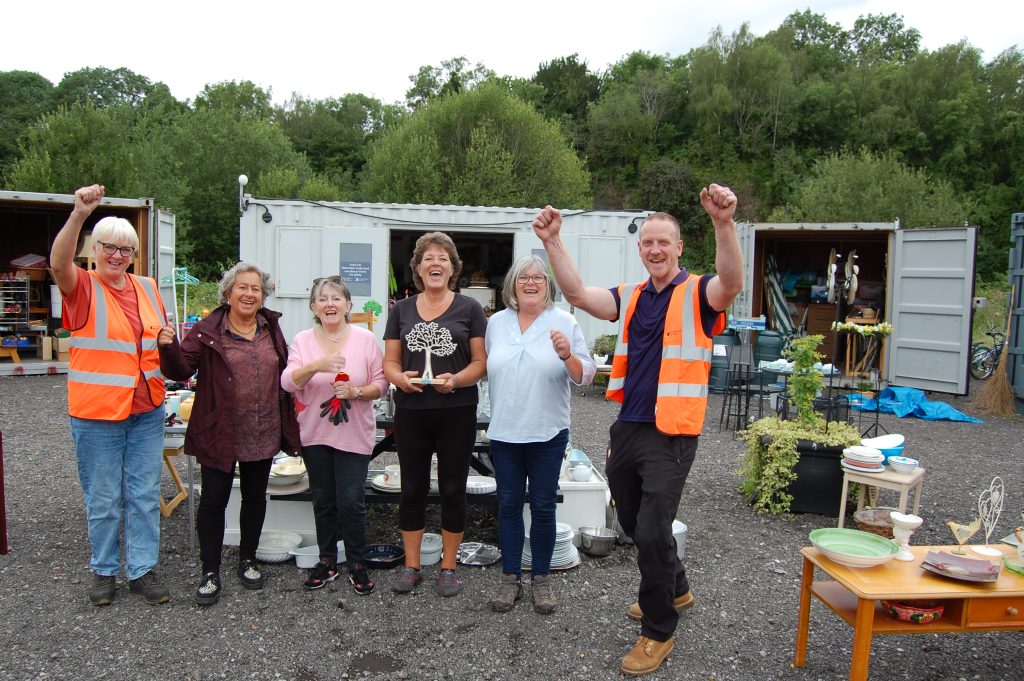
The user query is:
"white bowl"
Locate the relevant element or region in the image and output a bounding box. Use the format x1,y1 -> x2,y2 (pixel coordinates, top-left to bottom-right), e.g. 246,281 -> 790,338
290,541 -> 346,568
888,456 -> 919,474
267,472 -> 305,486
255,530 -> 302,563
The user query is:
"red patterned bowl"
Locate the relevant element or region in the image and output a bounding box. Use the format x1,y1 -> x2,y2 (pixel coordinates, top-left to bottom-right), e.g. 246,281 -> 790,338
881,599 -> 944,624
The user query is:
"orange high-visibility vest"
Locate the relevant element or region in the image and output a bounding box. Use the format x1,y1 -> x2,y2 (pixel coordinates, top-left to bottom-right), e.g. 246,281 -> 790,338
606,274 -> 725,435
67,271 -> 166,420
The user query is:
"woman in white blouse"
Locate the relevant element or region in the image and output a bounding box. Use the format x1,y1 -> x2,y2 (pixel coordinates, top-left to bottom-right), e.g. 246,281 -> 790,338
484,255 -> 595,614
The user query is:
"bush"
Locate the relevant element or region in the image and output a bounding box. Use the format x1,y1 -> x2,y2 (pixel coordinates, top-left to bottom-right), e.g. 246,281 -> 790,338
592,334 -> 616,358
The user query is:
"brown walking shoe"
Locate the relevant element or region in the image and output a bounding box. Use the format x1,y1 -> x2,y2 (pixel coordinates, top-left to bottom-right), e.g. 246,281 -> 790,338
530,573 -> 557,615
489,573 -> 522,612
627,590 -> 694,621
620,635 -> 675,676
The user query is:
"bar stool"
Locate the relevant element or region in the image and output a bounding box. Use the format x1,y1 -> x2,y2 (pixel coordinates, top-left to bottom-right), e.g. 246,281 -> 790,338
837,466 -> 926,528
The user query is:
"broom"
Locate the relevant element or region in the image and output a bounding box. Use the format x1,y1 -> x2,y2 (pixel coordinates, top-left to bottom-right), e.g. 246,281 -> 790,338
974,284 -> 1016,416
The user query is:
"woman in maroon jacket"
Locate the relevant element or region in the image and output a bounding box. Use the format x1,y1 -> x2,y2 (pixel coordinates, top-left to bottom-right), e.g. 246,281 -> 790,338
158,262 -> 300,606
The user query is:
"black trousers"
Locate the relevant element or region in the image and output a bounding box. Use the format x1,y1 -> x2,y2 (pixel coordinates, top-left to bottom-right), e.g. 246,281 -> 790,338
196,458 -> 272,573
393,405 -> 476,532
606,420 -> 697,642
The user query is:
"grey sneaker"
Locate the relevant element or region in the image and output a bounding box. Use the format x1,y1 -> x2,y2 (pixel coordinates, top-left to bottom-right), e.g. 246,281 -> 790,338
89,574 -> 116,606
489,573 -> 522,612
437,569 -> 462,597
128,570 -> 170,605
531,573 -> 557,614
391,567 -> 423,594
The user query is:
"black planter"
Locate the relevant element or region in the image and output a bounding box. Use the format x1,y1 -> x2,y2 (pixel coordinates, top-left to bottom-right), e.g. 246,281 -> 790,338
786,440 -> 845,516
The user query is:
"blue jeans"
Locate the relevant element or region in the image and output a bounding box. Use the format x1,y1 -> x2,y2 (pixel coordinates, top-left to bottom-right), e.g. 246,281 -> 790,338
490,429 -> 568,577
70,407 -> 165,580
303,444 -> 370,565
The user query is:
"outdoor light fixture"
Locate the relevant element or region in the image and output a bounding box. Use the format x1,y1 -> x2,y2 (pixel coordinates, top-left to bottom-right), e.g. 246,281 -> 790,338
627,218 -> 640,234
238,173 -> 273,223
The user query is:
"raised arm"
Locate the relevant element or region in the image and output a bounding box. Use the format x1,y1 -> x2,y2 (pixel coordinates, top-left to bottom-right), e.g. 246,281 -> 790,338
51,184 -> 104,293
700,184 -> 744,312
532,206 -> 618,321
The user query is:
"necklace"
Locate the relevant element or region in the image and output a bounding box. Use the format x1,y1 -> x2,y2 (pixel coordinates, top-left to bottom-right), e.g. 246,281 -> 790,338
320,325 -> 348,343
228,317 -> 257,337
419,293 -> 452,309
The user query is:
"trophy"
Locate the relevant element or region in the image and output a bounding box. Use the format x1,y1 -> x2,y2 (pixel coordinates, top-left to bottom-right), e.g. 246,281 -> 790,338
406,321 -> 456,385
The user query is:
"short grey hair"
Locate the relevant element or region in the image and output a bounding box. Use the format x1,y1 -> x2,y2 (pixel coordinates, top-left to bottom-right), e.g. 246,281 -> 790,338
91,217 -> 139,252
217,262 -> 274,306
308,276 -> 352,325
501,255 -> 555,311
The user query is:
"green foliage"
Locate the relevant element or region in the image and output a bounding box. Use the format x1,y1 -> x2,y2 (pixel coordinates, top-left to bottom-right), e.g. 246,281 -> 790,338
52,67 -> 176,111
769,149 -> 975,228
193,81 -> 273,120
254,167 -> 302,198
362,82 -> 591,208
591,334 -> 616,357
972,282 -> 1010,343
739,334 -> 861,514
0,71 -> 54,173
405,57 -> 495,111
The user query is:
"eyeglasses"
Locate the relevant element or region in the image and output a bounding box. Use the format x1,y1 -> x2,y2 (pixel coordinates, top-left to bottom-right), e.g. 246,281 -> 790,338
313,275 -> 344,284
516,274 -> 547,284
97,241 -> 136,257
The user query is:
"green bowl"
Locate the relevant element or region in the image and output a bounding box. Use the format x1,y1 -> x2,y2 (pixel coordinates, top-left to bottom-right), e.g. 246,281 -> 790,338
809,527 -> 899,568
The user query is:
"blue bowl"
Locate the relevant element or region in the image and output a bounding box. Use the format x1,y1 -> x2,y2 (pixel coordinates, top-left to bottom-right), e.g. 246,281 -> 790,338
877,445 -> 904,462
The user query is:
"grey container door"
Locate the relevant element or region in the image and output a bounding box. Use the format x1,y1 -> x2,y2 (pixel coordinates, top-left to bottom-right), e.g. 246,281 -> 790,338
154,208 -> 176,324
887,226 -> 977,394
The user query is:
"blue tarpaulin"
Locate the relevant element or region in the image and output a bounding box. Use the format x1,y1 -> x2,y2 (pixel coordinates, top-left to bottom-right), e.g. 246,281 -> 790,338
851,386 -> 983,423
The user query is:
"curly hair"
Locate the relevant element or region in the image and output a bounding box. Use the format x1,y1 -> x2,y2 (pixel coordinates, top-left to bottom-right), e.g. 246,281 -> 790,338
217,262 -> 274,306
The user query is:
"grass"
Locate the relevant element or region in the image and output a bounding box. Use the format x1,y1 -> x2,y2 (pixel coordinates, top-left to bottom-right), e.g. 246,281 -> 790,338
972,281 -> 1010,344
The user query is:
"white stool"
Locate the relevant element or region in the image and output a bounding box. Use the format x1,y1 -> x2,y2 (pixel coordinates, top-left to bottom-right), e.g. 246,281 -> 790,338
837,466 -> 926,528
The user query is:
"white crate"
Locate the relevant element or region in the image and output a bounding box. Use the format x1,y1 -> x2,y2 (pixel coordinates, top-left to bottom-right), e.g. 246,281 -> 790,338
524,464 -> 611,545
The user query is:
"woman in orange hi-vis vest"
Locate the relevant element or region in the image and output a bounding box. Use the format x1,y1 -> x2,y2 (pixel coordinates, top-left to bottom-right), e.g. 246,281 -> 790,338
531,185 -> 744,676
50,184 -> 171,608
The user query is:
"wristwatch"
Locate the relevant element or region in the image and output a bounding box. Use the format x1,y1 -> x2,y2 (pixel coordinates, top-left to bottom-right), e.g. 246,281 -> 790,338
355,386 -> 364,400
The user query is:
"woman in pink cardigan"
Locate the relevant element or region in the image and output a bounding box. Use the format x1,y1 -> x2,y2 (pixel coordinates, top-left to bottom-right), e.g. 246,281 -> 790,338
281,276 -> 388,595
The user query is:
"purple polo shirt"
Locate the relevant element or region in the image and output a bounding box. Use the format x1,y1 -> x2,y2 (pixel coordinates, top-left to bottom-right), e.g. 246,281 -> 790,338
609,268 -> 723,423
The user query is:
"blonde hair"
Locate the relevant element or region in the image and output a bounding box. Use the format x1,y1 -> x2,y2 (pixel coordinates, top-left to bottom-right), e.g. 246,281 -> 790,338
91,217 -> 139,252
308,276 -> 352,324
217,262 -> 274,306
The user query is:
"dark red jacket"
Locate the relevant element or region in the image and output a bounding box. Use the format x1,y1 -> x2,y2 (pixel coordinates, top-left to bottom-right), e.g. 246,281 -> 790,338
159,305 -> 301,473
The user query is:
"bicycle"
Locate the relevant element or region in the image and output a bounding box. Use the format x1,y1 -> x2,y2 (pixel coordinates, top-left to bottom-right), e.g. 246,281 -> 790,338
969,330 -> 1006,380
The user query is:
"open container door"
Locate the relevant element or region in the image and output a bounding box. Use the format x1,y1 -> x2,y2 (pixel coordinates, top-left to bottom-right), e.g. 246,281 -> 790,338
887,227 -> 977,394
153,208 -> 176,324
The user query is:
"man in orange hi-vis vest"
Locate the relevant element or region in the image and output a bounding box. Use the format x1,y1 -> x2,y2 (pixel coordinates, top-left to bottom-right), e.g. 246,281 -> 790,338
532,184 -> 743,676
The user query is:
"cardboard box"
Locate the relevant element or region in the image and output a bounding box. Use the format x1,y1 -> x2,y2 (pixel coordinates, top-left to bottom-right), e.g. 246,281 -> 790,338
52,336 -> 71,353
40,337 -> 52,360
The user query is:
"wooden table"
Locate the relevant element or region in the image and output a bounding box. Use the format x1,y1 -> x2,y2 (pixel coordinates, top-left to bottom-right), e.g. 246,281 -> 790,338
795,544 -> 1024,681
836,466 -> 926,528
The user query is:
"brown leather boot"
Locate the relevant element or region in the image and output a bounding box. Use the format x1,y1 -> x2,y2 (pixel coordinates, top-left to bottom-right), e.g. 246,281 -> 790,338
489,573 -> 522,612
627,591 -> 694,621
621,636 -> 675,675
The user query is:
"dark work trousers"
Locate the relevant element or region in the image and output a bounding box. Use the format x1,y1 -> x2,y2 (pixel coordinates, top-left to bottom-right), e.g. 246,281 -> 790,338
393,405 -> 476,532
302,444 -> 370,566
196,458 -> 273,574
606,420 -> 697,642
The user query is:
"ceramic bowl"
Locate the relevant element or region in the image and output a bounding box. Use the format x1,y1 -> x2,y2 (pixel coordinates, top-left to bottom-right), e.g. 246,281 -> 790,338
364,544 -> 405,570
267,472 -> 305,486
887,456 -> 919,474
862,434 -> 905,461
881,599 -> 944,624
579,526 -> 617,557
809,528 -> 899,568
255,530 -> 302,563
291,542 -> 346,568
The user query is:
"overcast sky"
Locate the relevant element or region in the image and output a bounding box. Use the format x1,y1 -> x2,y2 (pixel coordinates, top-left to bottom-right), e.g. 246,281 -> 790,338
3,0 -> 1019,106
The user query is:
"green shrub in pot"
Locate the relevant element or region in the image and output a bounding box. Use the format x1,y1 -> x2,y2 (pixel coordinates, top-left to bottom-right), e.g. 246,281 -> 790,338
739,334 -> 860,515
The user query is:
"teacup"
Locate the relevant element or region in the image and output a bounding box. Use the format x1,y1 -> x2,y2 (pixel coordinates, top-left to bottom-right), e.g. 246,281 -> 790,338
383,464 -> 401,485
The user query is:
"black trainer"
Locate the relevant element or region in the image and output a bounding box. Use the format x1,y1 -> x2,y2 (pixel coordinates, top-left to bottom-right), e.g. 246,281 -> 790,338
128,570 -> 170,604
195,572 -> 221,606
89,574 -> 116,606
349,563 -> 375,596
237,559 -> 265,590
303,559 -> 339,591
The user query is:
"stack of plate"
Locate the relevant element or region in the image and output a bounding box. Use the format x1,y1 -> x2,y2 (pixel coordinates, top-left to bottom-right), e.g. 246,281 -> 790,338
842,445 -> 885,474
523,522 -> 580,570
465,475 -> 497,494
921,550 -> 1001,582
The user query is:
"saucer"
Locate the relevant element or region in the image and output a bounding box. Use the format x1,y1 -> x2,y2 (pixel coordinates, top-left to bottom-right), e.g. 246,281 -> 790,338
370,474 -> 401,492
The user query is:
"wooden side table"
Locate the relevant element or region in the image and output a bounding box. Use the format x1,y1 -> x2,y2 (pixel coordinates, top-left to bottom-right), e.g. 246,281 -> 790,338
161,435 -> 195,548
837,466 -> 925,527
795,545 -> 1024,681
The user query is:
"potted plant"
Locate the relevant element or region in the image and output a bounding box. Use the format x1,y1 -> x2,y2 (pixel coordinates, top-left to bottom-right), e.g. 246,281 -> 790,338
739,334 -> 861,515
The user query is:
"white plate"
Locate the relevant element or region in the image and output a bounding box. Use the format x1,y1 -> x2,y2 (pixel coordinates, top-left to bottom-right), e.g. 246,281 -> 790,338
841,462 -> 885,474
370,474 -> 401,492
466,475 -> 497,494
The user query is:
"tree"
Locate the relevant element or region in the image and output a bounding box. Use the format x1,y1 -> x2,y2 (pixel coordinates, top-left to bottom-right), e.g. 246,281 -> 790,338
634,159 -> 714,272
0,71 -> 54,173
849,13 -> 921,65
769,149 -> 974,229
530,54 -> 601,148
194,80 -> 273,120
361,82 -> 591,208
52,66 -> 177,110
405,57 -> 494,110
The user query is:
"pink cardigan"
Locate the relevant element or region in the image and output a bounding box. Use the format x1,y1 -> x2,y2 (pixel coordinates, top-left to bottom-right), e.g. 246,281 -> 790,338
281,325 -> 388,455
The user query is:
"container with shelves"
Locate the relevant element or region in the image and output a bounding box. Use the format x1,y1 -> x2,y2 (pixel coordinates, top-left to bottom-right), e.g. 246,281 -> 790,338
0,279 -> 30,332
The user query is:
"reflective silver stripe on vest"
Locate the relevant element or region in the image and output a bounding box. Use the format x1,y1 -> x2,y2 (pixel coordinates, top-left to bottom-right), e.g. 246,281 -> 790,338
662,345 -> 713,362
608,377 -> 625,390
69,336 -> 137,352
67,369 -> 136,388
660,276 -> 709,363
143,367 -> 164,380
134,276 -> 163,320
656,382 -> 710,398
141,338 -> 159,350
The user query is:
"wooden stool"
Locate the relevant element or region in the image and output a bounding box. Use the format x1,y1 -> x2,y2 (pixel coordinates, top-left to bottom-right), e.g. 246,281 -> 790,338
837,466 -> 926,528
160,439 -> 189,518
0,347 -> 21,363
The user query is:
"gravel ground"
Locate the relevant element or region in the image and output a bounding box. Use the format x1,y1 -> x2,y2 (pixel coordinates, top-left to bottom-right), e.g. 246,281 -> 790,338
0,374 -> 1022,681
